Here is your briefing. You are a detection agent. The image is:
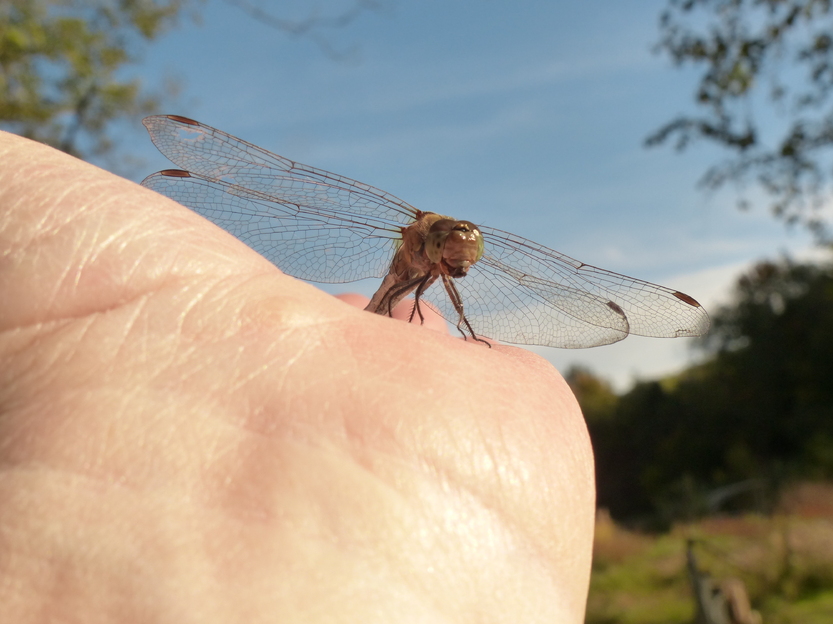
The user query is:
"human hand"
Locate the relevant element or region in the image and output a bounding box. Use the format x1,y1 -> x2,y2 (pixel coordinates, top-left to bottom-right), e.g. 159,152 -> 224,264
0,131 -> 595,623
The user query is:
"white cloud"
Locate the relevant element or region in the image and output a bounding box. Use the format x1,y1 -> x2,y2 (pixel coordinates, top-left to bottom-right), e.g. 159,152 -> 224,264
540,246 -> 830,392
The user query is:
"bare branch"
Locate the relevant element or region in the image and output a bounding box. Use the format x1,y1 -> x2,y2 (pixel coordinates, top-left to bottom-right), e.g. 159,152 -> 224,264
649,0 -> 833,240
223,0 -> 391,62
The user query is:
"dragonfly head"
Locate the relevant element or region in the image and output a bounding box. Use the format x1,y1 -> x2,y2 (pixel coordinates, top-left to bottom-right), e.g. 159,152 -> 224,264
425,219 -> 485,278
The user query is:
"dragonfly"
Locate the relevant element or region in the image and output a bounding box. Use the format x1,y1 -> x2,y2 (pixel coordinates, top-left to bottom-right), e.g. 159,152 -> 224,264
140,115 -> 710,349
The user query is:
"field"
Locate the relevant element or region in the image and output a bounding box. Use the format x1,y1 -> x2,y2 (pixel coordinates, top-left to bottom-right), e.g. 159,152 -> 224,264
587,483 -> 833,624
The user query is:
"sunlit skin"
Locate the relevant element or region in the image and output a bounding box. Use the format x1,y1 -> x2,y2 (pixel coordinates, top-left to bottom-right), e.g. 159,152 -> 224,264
0,132 -> 595,623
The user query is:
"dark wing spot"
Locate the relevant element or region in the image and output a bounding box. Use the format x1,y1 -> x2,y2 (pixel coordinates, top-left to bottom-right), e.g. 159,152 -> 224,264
160,169 -> 192,178
607,301 -> 626,318
167,115 -> 199,126
673,291 -> 701,307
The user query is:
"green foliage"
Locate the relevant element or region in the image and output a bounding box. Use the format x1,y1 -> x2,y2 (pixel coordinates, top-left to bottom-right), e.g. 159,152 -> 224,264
0,0 -> 197,158
575,257 -> 833,522
566,366 -> 619,424
762,594 -> 833,624
649,0 -> 833,239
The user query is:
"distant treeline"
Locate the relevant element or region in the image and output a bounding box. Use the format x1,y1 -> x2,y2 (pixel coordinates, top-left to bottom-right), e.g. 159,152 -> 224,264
569,256 -> 833,528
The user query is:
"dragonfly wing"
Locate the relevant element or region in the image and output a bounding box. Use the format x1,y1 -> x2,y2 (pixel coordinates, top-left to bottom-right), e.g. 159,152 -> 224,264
142,115 -> 417,225
141,171 -> 400,283
420,261 -> 633,348
435,226 -> 710,347
141,116 -> 709,348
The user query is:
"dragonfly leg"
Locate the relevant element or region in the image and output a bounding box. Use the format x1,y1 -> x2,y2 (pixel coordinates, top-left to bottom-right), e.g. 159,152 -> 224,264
441,276 -> 491,347
409,273 -> 437,324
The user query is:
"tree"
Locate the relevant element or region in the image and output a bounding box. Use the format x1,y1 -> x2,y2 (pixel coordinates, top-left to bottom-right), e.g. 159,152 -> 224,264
0,0 -> 199,160
702,258 -> 833,470
649,0 -> 833,240
565,366 -> 618,425
0,0 -> 388,162
580,257 -> 833,522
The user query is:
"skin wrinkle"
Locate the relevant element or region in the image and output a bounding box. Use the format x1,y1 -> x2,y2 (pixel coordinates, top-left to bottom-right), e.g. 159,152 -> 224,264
70,238 -> 154,313
52,234 -> 92,319
81,225 -> 143,290
74,214 -> 132,285
171,279 -> 233,340
5,186 -> 73,245
4,469 -> 195,616
426,424 -> 542,562
214,309 -> 315,400
5,323 -> 170,484
129,308 -> 179,384
71,309 -> 131,380
140,285 -> 210,374
112,294 -> 156,366
337,342 -> 571,598
26,316 -> 99,383
336,326 -> 478,477
10,188 -> 116,292
1,443 -> 136,498
387,499 -> 488,611
458,368 -> 586,592
117,219 -> 216,288
341,370 -> 419,458
155,327 -> 304,441
0,321 -> 74,389
405,486 -> 553,621
3,250 -> 148,333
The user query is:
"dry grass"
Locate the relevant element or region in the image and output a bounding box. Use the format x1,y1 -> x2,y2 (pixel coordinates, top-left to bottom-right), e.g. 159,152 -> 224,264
586,482 -> 833,624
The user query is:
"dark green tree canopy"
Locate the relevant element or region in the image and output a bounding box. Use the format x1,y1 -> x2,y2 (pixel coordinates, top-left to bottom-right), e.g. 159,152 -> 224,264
650,0 -> 833,239
581,256 -> 833,523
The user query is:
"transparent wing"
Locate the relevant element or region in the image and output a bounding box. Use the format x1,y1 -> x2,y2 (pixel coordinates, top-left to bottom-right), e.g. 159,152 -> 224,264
142,171 -> 401,282
142,115 -> 418,226
419,226 -> 710,348
419,273 -> 632,348
141,115 -> 710,349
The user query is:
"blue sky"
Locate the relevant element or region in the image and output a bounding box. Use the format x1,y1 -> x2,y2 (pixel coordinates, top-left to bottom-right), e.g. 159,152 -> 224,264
116,0 -> 822,390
